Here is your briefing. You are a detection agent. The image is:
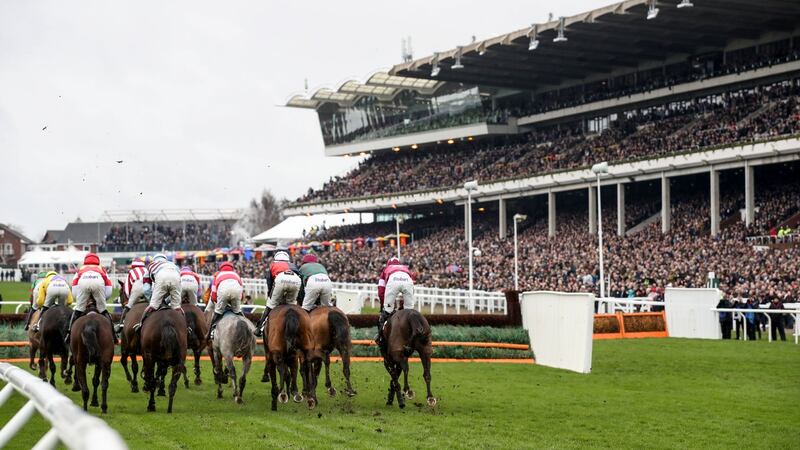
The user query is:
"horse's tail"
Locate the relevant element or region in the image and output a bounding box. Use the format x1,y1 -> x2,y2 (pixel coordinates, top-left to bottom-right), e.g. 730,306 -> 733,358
81,319 -> 100,363
404,312 -> 430,357
234,317 -> 253,353
328,309 -> 350,350
160,324 -> 180,361
284,308 -> 300,352
184,309 -> 197,344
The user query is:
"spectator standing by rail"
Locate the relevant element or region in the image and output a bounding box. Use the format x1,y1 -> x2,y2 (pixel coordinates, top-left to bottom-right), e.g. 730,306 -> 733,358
717,293 -> 733,339
768,295 -> 787,341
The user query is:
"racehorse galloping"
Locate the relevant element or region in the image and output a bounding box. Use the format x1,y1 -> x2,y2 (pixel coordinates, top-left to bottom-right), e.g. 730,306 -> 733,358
263,304 -> 321,411
381,308 -> 436,409
70,308 -> 114,412
118,280 -> 147,393
26,309 -> 42,371
309,306 -> 356,397
36,305 -> 73,387
140,306 -> 187,413
210,311 -> 255,403
181,295 -> 208,387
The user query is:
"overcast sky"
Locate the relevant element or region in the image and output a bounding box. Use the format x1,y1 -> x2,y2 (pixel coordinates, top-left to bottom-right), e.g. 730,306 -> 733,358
0,0 -> 600,240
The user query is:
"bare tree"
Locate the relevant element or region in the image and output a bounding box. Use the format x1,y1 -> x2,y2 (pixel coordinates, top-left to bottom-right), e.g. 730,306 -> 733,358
230,189 -> 286,244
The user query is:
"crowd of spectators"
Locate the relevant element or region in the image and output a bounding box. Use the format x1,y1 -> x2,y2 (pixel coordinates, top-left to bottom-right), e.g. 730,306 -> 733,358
298,80 -> 800,204
100,220 -> 235,252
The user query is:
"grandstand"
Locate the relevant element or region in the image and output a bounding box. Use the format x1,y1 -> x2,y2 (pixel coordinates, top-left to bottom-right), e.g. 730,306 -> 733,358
278,0 -> 800,300
40,209 -> 244,253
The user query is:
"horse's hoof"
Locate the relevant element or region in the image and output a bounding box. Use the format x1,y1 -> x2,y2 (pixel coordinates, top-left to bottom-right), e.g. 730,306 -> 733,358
131,385 -> 139,393
147,405 -> 156,412
278,392 -> 288,404
261,374 -> 269,383
71,384 -> 81,392
194,378 -> 202,386
427,397 -> 437,407
29,364 -> 37,371
157,390 -> 166,397
345,389 -> 357,397
64,377 -> 72,385
398,402 -> 406,409
327,387 -> 337,397
403,389 -> 415,400
101,407 -> 107,414
235,396 -> 243,404
90,400 -> 99,407
306,398 -> 316,410
292,393 -> 303,403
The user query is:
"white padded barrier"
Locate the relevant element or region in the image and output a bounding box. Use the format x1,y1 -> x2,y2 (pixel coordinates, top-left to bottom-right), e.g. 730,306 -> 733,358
334,290 -> 364,314
520,291 -> 595,374
665,287 -> 721,339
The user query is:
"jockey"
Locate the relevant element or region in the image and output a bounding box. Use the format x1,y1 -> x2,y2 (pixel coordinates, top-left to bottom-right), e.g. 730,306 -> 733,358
376,256 -> 415,349
298,254 -> 333,312
206,261 -> 245,340
23,271 -> 48,331
254,251 -> 301,336
65,253 -> 115,344
32,271 -> 73,332
179,266 -> 203,306
115,259 -> 148,332
133,254 -> 184,332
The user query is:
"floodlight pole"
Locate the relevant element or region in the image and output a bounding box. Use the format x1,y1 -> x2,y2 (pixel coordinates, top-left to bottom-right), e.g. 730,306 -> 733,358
513,214 -> 526,291
592,162 -> 609,309
395,217 -> 402,259
464,181 -> 478,305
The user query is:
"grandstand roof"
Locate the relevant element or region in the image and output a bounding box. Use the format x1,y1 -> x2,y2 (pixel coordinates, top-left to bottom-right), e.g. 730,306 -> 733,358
391,0 -> 800,90
99,209 -> 243,222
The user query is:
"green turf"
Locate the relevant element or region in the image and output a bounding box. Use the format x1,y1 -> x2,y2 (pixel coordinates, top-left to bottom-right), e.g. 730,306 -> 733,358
1,338 -> 798,449
0,282 -> 122,313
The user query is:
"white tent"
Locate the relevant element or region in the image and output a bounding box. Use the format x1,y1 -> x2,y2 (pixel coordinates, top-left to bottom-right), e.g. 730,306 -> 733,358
252,213 -> 371,245
17,248 -> 89,271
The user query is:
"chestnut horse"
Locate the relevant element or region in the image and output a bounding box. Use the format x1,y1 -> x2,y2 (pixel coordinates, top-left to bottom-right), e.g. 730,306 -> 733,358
26,309 -> 41,371
309,306 -> 356,397
140,306 -> 187,413
118,280 -> 147,393
263,305 -> 321,411
37,305 -> 73,387
380,308 -> 436,409
181,295 -> 208,387
69,309 -> 114,413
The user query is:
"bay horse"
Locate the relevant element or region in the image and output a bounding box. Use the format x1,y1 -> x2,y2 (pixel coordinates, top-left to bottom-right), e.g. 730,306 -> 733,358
209,311 -> 255,403
181,294 -> 208,387
140,305 -> 187,413
36,304 -> 73,387
118,280 -> 147,393
309,306 -> 356,397
69,308 -> 114,413
263,304 -> 321,411
26,309 -> 42,371
380,308 -> 436,409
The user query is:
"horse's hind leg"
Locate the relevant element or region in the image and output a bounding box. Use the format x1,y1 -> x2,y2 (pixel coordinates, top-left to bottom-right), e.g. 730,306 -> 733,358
226,355 -> 241,404
268,356 -> 279,411
239,355 -> 251,403
401,358 -> 414,399
193,348 -> 203,385
420,347 -> 436,407
289,356 -> 302,403
90,363 -> 101,407
340,346 -> 356,396
130,354 -> 140,393
28,344 -> 38,371
167,364 -> 182,414
100,361 -> 110,413
390,361 -> 404,409
77,361 -> 89,411
48,352 -> 57,387
143,357 -> 156,412
277,356 -> 289,404
324,352 -> 335,397
61,351 -> 72,384
156,362 -> 167,397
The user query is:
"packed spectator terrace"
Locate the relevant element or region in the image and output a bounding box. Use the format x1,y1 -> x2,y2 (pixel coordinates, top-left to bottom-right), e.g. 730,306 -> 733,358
100,220 -> 235,252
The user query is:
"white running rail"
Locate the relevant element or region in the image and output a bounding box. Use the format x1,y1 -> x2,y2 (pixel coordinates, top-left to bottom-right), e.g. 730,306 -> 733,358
0,363 -> 127,450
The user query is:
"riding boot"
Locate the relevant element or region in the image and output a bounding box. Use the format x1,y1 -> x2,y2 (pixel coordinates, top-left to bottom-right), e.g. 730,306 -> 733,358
254,307 -> 271,337
207,312 -> 223,340
64,310 -> 84,345
32,306 -> 49,332
23,307 -> 35,331
133,306 -> 154,333
376,310 -> 390,351
115,306 -> 129,333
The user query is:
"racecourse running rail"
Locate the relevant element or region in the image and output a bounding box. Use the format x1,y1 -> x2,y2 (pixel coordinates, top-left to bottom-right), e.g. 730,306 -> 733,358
0,362 -> 127,449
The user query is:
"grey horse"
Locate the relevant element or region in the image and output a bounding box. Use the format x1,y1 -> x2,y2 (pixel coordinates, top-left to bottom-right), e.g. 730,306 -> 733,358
209,310 -> 256,404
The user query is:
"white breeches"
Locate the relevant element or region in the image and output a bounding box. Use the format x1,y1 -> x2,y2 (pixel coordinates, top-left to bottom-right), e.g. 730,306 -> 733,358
149,268 -> 182,310
301,274 -> 333,311
384,272 -> 414,314
180,276 -> 200,306
267,272 -> 301,309
43,280 -> 70,308
214,279 -> 243,315
74,274 -> 108,313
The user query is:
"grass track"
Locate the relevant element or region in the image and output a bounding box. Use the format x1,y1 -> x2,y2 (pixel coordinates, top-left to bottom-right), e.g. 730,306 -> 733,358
1,338 -> 798,449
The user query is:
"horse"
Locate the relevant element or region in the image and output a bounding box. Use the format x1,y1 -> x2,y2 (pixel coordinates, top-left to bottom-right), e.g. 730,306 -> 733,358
380,308 -> 436,409
36,304 -> 73,387
118,280 -> 148,393
26,309 -> 42,371
69,308 -> 114,413
263,304 -> 321,411
309,306 -> 356,397
209,310 -> 256,403
181,294 -> 208,387
139,304 -> 188,413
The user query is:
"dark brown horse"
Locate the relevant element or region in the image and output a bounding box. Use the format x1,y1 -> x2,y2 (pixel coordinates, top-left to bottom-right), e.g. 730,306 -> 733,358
181,295 -> 208,387
26,309 -> 42,371
309,306 -> 356,397
69,309 -> 114,413
263,305 -> 321,411
37,304 -> 73,387
140,306 -> 187,413
380,308 -> 436,409
118,280 -> 147,393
